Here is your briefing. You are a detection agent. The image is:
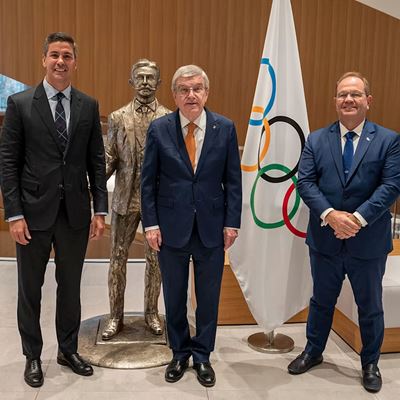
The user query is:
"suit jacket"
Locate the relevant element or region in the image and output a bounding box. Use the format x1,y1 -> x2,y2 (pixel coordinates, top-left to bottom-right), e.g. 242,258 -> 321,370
0,82 -> 108,230
106,99 -> 170,215
141,109 -> 242,248
297,120 -> 400,259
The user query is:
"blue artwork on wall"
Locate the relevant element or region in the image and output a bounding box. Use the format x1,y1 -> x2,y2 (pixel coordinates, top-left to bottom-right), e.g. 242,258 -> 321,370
0,74 -> 30,113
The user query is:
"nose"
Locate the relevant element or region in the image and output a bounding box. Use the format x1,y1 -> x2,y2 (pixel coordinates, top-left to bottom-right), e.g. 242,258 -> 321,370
56,55 -> 65,64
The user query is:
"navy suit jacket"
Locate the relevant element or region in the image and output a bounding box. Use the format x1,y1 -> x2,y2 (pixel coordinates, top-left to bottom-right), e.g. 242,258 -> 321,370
297,120 -> 400,259
0,83 -> 108,230
141,109 -> 242,248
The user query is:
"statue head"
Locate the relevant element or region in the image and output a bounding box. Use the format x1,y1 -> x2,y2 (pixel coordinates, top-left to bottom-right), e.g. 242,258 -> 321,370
129,59 -> 161,104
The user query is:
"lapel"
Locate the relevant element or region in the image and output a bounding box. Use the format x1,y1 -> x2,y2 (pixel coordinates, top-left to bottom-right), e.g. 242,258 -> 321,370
166,110 -> 194,175
65,87 -> 83,155
195,109 -> 219,176
328,122 -> 345,185
33,83 -> 64,154
346,120 -> 375,183
166,109 -> 220,176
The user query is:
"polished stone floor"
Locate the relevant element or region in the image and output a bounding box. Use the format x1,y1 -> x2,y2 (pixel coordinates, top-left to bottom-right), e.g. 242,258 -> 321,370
0,260 -> 399,400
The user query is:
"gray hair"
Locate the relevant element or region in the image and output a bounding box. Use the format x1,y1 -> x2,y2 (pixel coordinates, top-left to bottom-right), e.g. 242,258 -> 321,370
171,65 -> 209,92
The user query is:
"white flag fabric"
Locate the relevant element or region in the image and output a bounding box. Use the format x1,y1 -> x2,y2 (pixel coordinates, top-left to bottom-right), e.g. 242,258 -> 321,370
229,0 -> 312,332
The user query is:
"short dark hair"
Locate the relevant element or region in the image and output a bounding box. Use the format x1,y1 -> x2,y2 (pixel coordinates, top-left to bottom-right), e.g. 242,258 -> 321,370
336,71 -> 370,96
43,32 -> 77,58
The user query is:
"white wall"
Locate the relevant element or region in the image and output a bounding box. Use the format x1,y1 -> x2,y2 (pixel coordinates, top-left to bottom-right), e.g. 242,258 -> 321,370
356,0 -> 400,19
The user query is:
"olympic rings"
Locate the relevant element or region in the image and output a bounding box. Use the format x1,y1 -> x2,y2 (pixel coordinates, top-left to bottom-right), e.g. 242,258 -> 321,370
244,58 -> 307,237
258,116 -> 305,183
250,164 -> 300,229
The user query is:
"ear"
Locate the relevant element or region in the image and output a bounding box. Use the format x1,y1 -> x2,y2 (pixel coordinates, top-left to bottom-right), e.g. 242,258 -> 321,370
42,56 -> 46,68
366,95 -> 373,109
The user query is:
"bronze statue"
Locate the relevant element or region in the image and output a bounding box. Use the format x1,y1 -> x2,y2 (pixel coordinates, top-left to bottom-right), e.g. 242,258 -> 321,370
102,59 -> 171,340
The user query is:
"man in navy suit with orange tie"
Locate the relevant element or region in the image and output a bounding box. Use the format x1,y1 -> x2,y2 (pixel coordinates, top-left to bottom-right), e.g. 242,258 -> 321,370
141,65 -> 242,387
288,72 -> 400,393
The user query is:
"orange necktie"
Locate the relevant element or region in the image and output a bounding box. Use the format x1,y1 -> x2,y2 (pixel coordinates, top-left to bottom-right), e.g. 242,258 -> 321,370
185,122 -> 197,170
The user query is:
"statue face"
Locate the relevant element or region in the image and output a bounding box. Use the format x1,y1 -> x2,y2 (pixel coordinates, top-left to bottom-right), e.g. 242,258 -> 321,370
131,66 -> 160,102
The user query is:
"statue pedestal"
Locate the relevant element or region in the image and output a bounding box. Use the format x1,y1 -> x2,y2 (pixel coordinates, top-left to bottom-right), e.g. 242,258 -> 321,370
78,312 -> 172,369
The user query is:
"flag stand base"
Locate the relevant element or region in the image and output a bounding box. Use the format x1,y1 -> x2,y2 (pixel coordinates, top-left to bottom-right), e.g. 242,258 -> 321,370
247,331 -> 294,353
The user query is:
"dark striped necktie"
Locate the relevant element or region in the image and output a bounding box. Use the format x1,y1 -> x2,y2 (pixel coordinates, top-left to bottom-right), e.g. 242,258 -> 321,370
55,92 -> 68,152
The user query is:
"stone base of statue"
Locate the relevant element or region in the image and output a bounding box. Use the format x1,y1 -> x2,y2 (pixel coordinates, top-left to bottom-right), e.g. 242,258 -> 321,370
78,312 -> 172,369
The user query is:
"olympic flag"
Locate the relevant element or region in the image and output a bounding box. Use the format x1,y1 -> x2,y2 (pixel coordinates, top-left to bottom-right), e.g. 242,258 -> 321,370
229,0 -> 312,332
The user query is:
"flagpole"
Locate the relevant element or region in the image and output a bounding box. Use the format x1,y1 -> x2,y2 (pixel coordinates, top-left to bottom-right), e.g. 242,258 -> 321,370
247,330 -> 294,353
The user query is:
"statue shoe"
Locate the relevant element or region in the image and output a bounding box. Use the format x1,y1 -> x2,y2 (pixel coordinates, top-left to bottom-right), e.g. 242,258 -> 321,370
145,313 -> 163,335
101,318 -> 123,340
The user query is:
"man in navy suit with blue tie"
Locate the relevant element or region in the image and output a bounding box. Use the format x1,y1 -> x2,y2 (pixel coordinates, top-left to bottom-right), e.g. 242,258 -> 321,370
288,72 -> 400,392
141,65 -> 242,387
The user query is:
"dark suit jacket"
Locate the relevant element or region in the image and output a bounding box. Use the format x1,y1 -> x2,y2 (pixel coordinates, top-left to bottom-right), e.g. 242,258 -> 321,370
141,109 -> 242,248
297,120 -> 400,259
0,83 -> 108,230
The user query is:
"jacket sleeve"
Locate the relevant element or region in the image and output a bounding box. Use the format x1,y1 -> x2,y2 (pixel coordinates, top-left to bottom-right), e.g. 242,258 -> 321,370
141,122 -> 159,228
223,122 -> 242,228
86,100 -> 108,214
0,95 -> 25,219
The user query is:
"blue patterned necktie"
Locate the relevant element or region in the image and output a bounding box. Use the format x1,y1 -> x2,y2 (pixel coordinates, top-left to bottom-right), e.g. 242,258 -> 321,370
55,92 -> 68,152
343,131 -> 355,181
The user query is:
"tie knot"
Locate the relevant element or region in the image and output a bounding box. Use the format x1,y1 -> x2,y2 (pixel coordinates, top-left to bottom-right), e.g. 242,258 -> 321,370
56,92 -> 65,101
345,131 -> 355,141
187,122 -> 196,135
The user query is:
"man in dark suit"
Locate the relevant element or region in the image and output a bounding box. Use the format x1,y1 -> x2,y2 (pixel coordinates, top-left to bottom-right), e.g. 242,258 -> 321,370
141,65 -> 242,387
287,72 -> 400,393
0,32 -> 108,387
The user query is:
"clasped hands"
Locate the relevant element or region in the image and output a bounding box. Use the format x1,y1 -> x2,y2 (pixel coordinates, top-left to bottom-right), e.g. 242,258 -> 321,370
325,210 -> 362,240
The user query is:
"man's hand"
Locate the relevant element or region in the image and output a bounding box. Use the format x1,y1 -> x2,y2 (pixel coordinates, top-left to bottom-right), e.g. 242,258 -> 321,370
89,215 -> 106,240
224,228 -> 238,251
325,210 -> 361,240
146,228 -> 162,251
9,218 -> 31,245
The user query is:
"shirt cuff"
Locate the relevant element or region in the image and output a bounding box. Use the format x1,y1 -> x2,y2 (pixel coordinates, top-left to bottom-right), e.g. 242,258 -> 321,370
145,225 -> 160,232
94,212 -> 108,216
320,208 -> 334,226
6,215 -> 24,222
353,211 -> 367,227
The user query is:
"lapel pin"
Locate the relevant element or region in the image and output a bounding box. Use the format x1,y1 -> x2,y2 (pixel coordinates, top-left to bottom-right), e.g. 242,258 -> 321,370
366,137 -> 371,141
213,124 -> 217,129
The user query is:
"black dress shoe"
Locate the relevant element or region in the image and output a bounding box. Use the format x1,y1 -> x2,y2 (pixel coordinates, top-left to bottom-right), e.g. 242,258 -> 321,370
24,358 -> 43,387
193,362 -> 216,387
57,352 -> 93,376
288,351 -> 323,375
362,364 -> 382,393
165,359 -> 189,383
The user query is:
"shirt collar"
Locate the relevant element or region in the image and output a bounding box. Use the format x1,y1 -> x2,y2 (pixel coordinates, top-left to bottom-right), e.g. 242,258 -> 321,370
339,120 -> 365,138
134,98 -> 157,112
43,78 -> 71,101
179,109 -> 206,132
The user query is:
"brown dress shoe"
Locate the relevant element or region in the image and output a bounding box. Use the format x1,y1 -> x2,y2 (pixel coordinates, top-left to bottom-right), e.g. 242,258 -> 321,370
102,318 -> 123,340
288,351 -> 323,374
145,312 -> 163,335
24,358 -> 43,387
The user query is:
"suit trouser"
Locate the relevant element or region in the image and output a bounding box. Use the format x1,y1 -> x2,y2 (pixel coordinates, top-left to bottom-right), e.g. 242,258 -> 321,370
305,247 -> 386,367
107,210 -> 161,319
158,223 -> 224,363
16,202 -> 89,359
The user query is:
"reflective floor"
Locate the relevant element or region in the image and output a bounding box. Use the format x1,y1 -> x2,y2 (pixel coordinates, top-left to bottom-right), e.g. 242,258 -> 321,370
0,260 -> 399,399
